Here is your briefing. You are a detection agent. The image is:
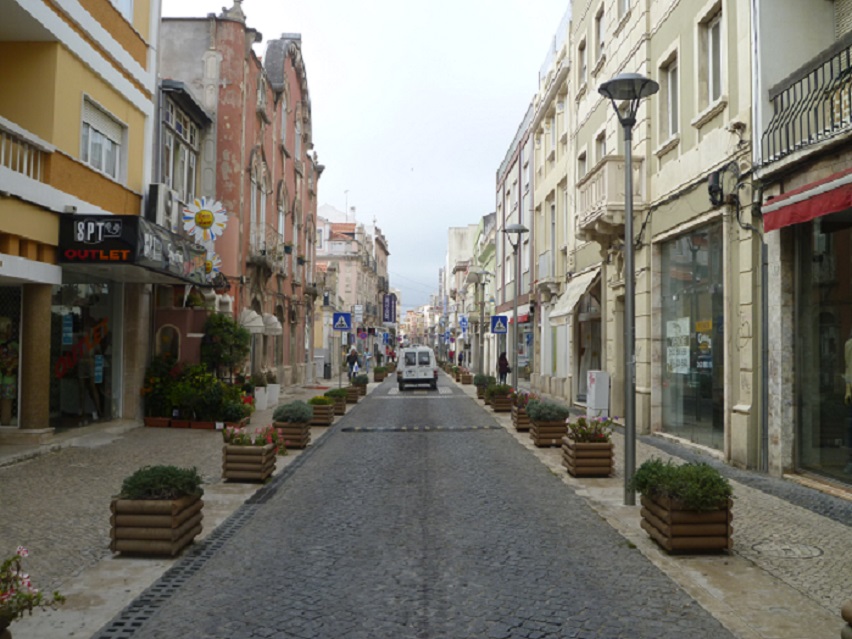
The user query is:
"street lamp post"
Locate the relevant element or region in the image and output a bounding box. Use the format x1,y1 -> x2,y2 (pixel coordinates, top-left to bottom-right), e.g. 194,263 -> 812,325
598,72 -> 659,506
504,224 -> 529,389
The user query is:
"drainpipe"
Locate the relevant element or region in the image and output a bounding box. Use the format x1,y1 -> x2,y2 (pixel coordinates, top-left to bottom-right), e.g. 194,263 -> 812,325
760,239 -> 769,472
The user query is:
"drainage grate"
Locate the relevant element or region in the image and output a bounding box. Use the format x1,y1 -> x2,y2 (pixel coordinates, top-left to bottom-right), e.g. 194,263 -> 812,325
342,425 -> 501,432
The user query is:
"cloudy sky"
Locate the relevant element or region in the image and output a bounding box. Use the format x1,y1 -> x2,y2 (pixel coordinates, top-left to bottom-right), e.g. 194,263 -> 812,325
161,0 -> 571,310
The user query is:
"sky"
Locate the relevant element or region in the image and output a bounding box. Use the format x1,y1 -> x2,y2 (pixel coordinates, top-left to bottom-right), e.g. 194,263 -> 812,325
161,0 -> 571,310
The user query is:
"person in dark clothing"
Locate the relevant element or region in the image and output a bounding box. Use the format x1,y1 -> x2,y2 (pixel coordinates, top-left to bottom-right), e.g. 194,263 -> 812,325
346,348 -> 359,380
497,352 -> 510,384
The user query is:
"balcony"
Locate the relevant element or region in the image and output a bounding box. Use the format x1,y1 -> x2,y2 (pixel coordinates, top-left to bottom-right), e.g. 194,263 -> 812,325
536,250 -> 561,299
762,37 -> 852,165
576,156 -> 644,246
247,223 -> 283,270
0,117 -> 51,184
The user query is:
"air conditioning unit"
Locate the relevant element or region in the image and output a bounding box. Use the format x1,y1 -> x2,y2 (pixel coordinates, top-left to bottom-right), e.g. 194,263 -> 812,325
145,183 -> 180,232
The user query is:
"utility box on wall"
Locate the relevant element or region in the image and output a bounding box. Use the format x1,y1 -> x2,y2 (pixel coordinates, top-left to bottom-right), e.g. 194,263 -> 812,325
587,370 -> 610,418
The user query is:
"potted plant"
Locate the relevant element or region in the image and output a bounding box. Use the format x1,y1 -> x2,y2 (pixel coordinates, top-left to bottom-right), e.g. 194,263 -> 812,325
485,383 -> 513,412
562,415 -> 615,477
373,365 -> 388,382
473,374 -> 494,400
272,400 -> 313,449
460,368 -> 473,384
510,390 -> 538,432
526,399 -> 570,447
308,395 -> 335,426
324,388 -> 348,415
199,313 -> 251,379
110,465 -> 204,556
220,399 -> 251,428
140,353 -> 181,427
0,546 -> 64,635
266,370 -> 280,407
631,458 -> 734,553
251,372 -> 268,411
222,425 -> 281,482
352,373 -> 369,396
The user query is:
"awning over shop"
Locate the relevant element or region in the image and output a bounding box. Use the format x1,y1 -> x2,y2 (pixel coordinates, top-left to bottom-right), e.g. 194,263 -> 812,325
239,309 -> 264,334
763,167 -> 852,232
59,214 -> 208,286
263,313 -> 283,336
549,268 -> 600,325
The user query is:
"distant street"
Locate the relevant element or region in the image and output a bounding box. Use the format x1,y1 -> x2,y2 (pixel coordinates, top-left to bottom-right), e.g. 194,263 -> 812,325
94,377 -> 733,639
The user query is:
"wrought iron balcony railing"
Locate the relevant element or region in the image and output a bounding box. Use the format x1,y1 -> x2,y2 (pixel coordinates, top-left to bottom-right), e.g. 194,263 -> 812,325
762,39 -> 852,164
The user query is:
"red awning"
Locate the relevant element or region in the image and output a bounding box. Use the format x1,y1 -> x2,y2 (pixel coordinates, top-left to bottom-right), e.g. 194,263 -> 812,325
763,167 -> 852,232
509,314 -> 530,324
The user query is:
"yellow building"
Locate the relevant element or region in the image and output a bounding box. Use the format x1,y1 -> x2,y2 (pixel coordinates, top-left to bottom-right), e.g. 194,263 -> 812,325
0,1 -> 203,438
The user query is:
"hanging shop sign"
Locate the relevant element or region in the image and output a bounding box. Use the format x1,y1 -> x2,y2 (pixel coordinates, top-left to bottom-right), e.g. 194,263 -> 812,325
59,215 -> 208,286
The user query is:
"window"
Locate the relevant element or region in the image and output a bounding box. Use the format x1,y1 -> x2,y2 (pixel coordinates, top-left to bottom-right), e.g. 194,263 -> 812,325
578,40 -> 587,85
82,99 -> 124,180
662,56 -> 679,137
700,10 -> 723,107
316,228 -> 323,249
595,131 -> 606,162
595,7 -> 605,61
162,97 -> 200,202
295,111 -> 302,159
550,203 -> 556,276
280,93 -> 288,149
577,151 -> 587,179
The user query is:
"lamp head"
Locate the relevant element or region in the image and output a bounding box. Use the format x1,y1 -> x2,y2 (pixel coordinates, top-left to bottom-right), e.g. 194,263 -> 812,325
503,223 -> 528,250
598,72 -> 659,126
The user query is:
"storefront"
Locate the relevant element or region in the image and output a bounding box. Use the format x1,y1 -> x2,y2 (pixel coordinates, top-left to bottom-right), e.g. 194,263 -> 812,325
794,217 -> 852,481
660,223 -> 725,450
56,214 -> 207,430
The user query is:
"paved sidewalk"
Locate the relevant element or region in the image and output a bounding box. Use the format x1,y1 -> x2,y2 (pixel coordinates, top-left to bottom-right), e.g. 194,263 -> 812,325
0,376 -> 357,639
1,372 -> 851,639
450,378 -> 852,639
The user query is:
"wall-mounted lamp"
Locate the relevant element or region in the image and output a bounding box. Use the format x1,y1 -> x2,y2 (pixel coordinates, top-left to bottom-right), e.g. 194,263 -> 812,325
708,161 -> 741,207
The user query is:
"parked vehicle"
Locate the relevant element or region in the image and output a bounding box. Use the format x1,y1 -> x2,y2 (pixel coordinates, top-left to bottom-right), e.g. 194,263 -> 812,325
396,346 -> 438,391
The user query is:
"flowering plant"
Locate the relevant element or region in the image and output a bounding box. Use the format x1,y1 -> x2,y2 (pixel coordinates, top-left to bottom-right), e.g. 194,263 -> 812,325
140,354 -> 182,417
566,415 -> 615,443
0,547 -> 65,624
510,389 -> 539,409
222,425 -> 286,455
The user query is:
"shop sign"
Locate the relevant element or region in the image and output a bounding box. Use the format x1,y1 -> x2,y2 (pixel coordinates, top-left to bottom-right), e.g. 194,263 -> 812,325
59,215 -> 207,285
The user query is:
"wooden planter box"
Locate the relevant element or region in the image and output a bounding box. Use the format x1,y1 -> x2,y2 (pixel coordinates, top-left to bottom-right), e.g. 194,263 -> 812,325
171,419 -> 191,429
190,420 -> 216,430
561,437 -> 614,477
345,386 -> 360,403
511,406 -> 530,431
374,371 -> 386,382
110,494 -> 203,556
274,421 -> 311,449
640,494 -> 733,554
491,396 -> 512,412
530,419 -> 567,447
143,417 -> 170,428
310,404 -> 334,426
475,386 -> 486,400
331,396 -> 346,415
356,383 -> 367,396
461,374 -> 473,385
222,443 -> 276,482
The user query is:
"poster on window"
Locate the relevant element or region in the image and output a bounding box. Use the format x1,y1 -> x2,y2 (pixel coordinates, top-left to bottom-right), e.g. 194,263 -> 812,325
666,317 -> 690,375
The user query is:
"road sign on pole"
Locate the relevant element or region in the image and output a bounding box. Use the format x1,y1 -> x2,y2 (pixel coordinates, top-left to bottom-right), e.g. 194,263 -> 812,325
490,316 -> 508,334
333,312 -> 352,332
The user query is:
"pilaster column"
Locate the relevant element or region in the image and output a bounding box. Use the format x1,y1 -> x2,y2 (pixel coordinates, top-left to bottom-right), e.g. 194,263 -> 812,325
20,284 -> 52,429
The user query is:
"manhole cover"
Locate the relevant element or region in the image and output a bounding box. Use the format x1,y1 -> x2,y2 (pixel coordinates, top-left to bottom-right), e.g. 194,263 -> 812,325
750,541 -> 823,558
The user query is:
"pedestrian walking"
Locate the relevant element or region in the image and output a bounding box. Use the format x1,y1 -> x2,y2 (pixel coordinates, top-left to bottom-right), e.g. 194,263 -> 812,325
346,348 -> 359,380
497,351 -> 510,384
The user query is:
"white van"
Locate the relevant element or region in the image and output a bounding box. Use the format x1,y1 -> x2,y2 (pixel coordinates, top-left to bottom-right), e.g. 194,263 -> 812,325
396,346 -> 438,390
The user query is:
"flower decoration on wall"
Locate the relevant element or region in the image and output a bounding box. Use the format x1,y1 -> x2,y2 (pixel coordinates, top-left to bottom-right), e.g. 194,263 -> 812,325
182,197 -> 227,243
203,249 -> 223,283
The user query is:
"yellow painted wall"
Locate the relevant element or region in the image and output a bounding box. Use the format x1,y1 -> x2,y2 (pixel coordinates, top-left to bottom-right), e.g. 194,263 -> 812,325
53,48 -> 147,193
0,198 -> 58,246
0,43 -> 59,142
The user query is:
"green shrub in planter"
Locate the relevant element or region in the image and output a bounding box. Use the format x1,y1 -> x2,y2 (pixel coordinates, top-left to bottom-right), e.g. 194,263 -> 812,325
473,373 -> 493,387
374,365 -> 387,374
307,395 -> 334,406
352,374 -> 369,386
220,400 -> 250,423
272,400 -> 313,423
324,388 -> 348,399
630,458 -> 733,511
526,399 -> 571,422
251,372 -> 268,388
119,465 -> 203,500
485,383 -> 513,399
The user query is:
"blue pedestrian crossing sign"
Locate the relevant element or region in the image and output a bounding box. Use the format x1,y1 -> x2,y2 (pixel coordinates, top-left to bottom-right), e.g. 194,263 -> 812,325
490,316 -> 508,334
333,312 -> 352,331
